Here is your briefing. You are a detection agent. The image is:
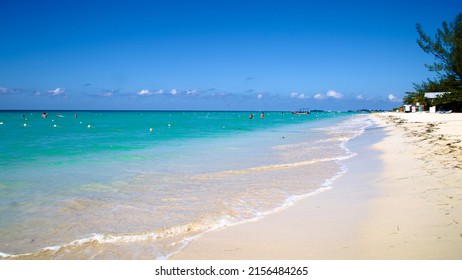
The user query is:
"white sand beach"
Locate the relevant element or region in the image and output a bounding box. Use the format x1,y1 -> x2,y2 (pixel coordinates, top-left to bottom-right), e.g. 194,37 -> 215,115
172,112 -> 462,259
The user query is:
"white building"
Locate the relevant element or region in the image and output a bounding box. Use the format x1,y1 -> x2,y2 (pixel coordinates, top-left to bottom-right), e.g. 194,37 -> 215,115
425,92 -> 450,113
424,92 -> 449,99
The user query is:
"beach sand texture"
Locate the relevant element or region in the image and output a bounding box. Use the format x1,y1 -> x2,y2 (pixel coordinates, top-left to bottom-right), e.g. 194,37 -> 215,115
172,112 -> 462,259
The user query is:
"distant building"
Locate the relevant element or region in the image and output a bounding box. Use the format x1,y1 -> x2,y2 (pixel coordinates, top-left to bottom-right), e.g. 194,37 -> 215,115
404,104 -> 412,113
425,92 -> 451,112
402,92 -> 450,113
424,92 -> 449,99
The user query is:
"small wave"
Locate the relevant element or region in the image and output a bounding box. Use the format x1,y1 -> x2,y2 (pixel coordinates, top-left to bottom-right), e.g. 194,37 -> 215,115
1,154 -> 354,260
168,161 -> 352,259
0,222 -> 214,260
322,115 -> 375,139
193,154 -> 355,179
1,114 -> 371,260
0,252 -> 12,258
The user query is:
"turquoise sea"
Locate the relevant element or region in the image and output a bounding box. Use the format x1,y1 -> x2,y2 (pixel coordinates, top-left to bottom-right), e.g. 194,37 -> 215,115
0,111 -> 373,259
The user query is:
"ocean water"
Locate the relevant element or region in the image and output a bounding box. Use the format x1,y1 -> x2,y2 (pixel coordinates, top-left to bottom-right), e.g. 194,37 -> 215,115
0,111 -> 373,259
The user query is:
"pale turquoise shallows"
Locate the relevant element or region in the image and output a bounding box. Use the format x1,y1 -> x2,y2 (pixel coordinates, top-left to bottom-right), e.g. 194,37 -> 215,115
0,111 -> 372,259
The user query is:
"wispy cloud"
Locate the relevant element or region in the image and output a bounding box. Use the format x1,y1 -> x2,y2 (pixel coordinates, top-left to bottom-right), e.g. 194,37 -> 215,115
388,94 -> 400,102
97,89 -> 123,97
0,87 -> 23,94
170,89 -> 177,95
290,92 -> 309,99
210,91 -> 228,97
257,93 -> 263,99
48,88 -> 65,96
186,89 -> 198,96
314,93 -> 325,100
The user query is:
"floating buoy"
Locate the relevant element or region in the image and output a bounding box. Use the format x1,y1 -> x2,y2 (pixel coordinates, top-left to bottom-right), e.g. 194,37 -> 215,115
87,125 -> 91,128
23,123 -> 27,127
168,123 -> 171,127
0,122 -> 3,125
53,124 -> 57,128
149,128 -> 154,132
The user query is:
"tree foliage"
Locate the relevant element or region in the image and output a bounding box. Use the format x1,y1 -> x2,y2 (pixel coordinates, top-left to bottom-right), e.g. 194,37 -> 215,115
403,91 -> 425,105
416,13 -> 462,81
414,13 -> 462,111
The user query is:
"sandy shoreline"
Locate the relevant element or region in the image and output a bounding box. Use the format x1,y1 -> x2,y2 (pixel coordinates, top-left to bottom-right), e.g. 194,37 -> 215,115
359,112 -> 462,259
172,112 -> 462,260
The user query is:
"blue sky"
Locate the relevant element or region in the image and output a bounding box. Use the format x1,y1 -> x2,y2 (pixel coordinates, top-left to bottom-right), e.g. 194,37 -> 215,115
1,0 -> 461,111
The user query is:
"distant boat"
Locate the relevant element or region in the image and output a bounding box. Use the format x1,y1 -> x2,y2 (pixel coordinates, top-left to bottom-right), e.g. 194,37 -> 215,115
291,108 -> 310,115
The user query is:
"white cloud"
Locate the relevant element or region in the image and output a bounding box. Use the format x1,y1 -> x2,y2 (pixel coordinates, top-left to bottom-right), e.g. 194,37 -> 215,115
48,88 -> 65,96
356,94 -> 364,100
290,92 -> 309,99
388,94 -> 400,102
138,89 -> 166,96
170,89 -> 177,95
102,91 -> 113,97
186,89 -> 198,95
257,93 -> 263,99
326,90 -> 343,99
137,89 -> 152,96
0,87 -> 9,94
313,90 -> 343,100
314,93 -> 325,100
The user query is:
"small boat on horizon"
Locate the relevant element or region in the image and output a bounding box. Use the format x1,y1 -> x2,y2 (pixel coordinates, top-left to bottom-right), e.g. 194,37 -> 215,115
291,108 -> 310,115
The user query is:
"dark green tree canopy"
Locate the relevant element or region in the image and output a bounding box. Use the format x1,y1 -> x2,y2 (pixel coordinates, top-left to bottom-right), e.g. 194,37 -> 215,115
413,13 -> 462,111
416,13 -> 462,81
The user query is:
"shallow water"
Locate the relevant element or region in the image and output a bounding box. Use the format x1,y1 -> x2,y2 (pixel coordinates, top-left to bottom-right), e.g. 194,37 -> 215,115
0,111 -> 373,259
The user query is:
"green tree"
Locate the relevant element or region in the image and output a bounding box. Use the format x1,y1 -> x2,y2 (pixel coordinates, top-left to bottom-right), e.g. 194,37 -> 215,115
414,13 -> 462,111
403,91 -> 425,105
416,13 -> 462,81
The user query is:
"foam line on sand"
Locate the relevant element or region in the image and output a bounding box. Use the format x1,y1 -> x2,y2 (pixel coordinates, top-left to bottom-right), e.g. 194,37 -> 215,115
171,113 -> 462,260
